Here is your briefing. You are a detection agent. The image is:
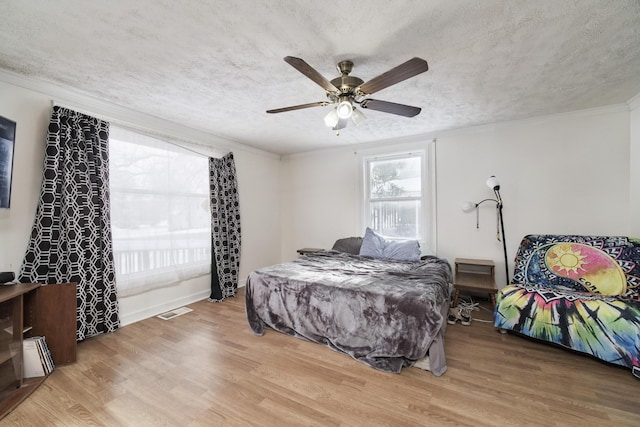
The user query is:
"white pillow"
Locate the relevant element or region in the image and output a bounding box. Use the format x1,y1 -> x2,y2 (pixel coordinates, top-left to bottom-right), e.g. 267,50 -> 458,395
359,227 -> 421,261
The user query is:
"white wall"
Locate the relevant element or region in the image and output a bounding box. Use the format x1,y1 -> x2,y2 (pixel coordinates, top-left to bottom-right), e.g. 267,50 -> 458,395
0,78 -> 282,325
281,148 -> 360,260
437,106 -> 630,286
282,105 -> 631,287
0,81 -> 49,273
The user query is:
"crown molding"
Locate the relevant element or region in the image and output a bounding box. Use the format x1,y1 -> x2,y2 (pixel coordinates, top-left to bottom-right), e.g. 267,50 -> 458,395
0,69 -> 280,160
628,91 -> 640,110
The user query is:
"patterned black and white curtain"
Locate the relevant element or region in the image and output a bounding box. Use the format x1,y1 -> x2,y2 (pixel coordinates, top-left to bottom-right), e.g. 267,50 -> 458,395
19,106 -> 119,340
208,152 -> 241,302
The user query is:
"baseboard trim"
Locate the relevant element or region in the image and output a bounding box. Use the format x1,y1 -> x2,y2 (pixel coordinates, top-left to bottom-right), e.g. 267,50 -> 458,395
119,289 -> 210,327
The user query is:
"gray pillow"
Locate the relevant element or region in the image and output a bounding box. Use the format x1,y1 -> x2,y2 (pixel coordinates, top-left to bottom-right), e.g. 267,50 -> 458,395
359,227 -> 421,262
359,228 -> 387,258
331,237 -> 363,254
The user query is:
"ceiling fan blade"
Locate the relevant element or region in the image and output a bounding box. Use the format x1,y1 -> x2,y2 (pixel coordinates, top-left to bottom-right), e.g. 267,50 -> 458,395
360,99 -> 421,117
284,56 -> 339,93
267,101 -> 329,114
357,57 -> 428,95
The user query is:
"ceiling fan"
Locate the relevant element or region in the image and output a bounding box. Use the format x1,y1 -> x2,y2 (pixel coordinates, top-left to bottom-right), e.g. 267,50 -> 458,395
267,56 -> 429,132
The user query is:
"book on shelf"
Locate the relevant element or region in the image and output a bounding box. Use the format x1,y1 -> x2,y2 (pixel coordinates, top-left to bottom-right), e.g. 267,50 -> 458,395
40,337 -> 55,373
23,339 -> 44,378
23,336 -> 55,378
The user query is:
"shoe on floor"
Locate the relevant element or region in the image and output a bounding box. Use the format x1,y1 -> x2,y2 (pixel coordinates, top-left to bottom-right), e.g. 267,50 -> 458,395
447,306 -> 471,325
457,301 -> 479,325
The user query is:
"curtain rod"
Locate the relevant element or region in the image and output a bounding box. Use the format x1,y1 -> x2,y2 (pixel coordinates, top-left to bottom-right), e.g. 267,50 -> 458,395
50,100 -> 228,159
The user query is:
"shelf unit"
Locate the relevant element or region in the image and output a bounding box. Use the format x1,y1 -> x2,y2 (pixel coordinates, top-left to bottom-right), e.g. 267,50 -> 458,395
453,258 -> 498,307
0,283 -> 43,418
0,282 -> 77,419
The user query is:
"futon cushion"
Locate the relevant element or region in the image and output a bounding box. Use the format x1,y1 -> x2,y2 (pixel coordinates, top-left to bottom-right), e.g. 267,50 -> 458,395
331,237 -> 363,255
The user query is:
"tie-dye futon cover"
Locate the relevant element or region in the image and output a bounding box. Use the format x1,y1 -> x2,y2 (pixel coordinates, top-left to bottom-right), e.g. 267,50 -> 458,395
494,234 -> 640,378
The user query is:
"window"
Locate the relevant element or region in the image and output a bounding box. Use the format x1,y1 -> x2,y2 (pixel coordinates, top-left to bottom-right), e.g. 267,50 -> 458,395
109,127 -> 211,297
362,148 -> 435,253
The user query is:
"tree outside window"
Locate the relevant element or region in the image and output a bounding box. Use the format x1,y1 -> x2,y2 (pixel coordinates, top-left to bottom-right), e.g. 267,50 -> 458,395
366,154 -> 423,241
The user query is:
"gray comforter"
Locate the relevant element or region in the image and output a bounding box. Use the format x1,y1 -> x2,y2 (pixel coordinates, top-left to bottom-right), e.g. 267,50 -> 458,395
245,251 -> 453,375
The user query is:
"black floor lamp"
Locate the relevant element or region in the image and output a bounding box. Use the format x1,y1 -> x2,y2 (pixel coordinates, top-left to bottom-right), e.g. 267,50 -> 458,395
462,175 -> 509,285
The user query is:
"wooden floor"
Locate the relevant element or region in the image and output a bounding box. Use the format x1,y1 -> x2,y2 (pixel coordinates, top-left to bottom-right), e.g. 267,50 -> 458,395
4,288 -> 639,426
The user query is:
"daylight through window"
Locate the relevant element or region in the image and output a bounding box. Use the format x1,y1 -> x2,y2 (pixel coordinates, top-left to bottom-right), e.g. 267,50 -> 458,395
109,127 -> 211,297
364,152 -> 426,243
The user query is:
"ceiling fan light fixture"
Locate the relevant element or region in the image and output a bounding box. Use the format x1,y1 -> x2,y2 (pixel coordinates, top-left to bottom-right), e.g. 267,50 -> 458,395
336,97 -> 353,119
324,109 -> 340,127
351,107 -> 366,126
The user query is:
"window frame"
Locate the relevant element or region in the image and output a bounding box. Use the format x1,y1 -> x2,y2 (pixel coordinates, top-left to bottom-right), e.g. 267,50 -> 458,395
357,141 -> 436,255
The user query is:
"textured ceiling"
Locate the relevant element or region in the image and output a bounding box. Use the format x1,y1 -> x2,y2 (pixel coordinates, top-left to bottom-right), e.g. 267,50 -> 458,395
1,0 -> 639,155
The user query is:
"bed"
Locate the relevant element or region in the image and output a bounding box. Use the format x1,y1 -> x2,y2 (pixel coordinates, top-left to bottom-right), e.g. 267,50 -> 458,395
245,233 -> 453,375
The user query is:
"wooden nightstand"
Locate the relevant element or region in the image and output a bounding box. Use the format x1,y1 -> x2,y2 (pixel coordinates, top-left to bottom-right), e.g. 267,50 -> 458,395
453,258 -> 498,307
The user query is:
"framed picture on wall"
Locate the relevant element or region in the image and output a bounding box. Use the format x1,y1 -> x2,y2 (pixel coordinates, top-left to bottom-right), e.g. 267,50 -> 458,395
0,116 -> 16,209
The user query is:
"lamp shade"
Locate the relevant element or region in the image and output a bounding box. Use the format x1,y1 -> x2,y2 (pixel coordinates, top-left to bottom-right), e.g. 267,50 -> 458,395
486,175 -> 500,191
336,98 -> 353,119
324,109 -> 339,127
462,201 -> 476,212
351,107 -> 366,126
